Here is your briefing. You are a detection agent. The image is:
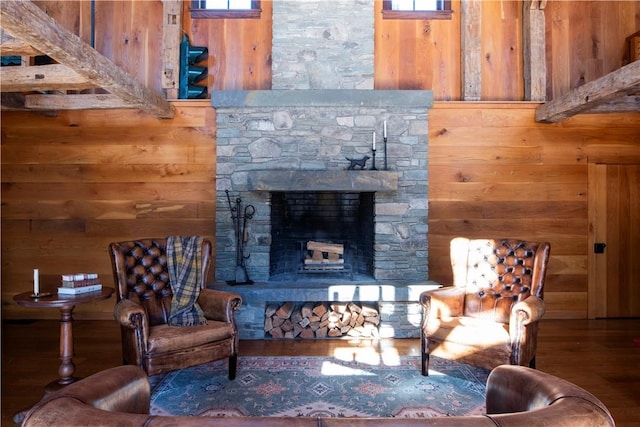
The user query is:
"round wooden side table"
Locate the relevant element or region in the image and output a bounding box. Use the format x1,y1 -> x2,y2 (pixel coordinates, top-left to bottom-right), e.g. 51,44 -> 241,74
13,287 -> 114,391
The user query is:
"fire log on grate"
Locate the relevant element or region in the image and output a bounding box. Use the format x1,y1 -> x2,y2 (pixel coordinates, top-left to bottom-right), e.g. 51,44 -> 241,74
303,241 -> 345,270
265,301 -> 380,339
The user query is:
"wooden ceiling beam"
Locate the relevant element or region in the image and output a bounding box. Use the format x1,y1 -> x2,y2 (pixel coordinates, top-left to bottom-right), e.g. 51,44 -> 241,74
23,94 -> 142,111
586,95 -> 640,113
0,64 -> 97,92
535,60 -> 640,123
0,38 -> 43,56
1,92 -> 27,110
0,0 -> 174,118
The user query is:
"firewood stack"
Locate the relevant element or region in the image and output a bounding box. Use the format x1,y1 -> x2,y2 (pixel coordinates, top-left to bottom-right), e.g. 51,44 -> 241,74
265,301 -> 380,339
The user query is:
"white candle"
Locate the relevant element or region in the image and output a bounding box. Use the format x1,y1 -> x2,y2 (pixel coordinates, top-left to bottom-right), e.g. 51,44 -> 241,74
383,120 -> 387,138
372,132 -> 376,151
33,268 -> 40,295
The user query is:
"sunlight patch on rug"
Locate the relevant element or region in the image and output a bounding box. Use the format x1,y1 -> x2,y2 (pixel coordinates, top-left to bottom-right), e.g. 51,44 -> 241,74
149,356 -> 489,418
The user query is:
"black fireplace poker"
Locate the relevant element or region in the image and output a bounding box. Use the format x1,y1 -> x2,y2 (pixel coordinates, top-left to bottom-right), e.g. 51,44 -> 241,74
225,190 -> 255,285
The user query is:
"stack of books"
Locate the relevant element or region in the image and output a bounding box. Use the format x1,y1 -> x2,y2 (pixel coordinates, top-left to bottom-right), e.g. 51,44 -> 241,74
58,273 -> 102,295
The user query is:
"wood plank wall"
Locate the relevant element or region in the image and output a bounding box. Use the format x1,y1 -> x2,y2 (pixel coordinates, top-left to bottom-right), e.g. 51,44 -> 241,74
27,1 -> 640,100
1,104 -> 217,319
184,1 -> 273,91
3,104 -> 639,320
545,1 -> 640,100
2,1 -> 639,320
427,103 -> 640,319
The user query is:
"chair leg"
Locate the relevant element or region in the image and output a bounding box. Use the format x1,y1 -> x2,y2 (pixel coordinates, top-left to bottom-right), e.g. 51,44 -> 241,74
529,357 -> 536,369
229,354 -> 238,380
421,336 -> 429,376
421,352 -> 430,376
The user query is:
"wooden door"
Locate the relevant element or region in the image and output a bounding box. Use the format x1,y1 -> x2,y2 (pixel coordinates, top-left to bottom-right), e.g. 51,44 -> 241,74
589,163 -> 640,318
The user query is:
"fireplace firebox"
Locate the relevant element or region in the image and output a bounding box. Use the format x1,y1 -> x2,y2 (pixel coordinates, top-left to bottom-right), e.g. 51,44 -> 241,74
269,191 -> 374,279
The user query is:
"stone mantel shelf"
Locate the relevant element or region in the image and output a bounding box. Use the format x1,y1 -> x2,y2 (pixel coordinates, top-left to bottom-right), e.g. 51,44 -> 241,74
247,170 -> 398,192
211,89 -> 433,109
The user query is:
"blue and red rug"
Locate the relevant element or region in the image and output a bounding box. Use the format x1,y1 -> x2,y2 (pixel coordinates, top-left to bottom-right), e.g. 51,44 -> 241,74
150,355 -> 489,418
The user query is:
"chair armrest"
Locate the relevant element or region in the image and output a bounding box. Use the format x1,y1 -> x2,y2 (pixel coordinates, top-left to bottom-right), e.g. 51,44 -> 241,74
198,288 -> 242,323
510,295 -> 545,326
420,286 -> 465,319
114,299 -> 148,331
26,366 -> 150,418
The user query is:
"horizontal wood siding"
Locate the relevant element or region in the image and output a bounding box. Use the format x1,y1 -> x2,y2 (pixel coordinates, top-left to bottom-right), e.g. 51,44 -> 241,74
2,2 -> 639,320
1,104 -> 216,320
428,103 -> 640,319
2,104 -> 639,320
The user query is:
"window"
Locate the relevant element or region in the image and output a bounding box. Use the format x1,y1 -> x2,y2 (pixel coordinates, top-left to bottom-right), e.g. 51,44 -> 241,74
382,0 -> 452,20
190,0 -> 261,19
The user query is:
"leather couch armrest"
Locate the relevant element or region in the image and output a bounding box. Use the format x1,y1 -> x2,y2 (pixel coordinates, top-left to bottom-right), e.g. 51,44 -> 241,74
420,286 -> 465,319
114,299 -> 149,332
198,288 -> 242,323
23,365 -> 150,427
486,365 -> 615,426
510,295 -> 545,326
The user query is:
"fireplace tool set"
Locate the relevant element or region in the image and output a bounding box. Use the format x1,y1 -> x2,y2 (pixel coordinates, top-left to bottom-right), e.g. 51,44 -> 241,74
225,190 -> 255,285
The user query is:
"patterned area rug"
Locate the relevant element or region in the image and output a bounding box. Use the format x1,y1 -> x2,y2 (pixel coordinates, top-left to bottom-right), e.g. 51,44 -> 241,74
150,356 -> 489,418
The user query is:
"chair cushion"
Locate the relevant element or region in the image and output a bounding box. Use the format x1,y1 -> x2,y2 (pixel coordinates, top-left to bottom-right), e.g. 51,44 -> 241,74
147,321 -> 235,353
426,316 -> 511,350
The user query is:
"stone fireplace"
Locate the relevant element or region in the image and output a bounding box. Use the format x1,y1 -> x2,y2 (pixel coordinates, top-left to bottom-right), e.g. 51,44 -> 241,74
212,90 -> 432,284
209,0 -> 438,339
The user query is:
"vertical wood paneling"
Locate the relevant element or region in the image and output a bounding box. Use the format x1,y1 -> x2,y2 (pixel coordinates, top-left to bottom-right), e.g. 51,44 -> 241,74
480,1 -> 523,100
89,0 -> 164,92
185,0 -> 272,92
28,1 -> 640,100
546,1 -> 640,99
375,0 -> 461,96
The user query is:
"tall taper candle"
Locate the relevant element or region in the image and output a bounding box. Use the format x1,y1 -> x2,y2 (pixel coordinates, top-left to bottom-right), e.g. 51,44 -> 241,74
383,120 -> 387,138
372,132 -> 376,150
33,268 -> 40,295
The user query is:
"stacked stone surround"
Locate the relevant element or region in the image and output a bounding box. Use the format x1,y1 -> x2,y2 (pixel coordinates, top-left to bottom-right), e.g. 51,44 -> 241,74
212,89 -> 433,284
272,0 -> 374,90
209,1 -> 436,339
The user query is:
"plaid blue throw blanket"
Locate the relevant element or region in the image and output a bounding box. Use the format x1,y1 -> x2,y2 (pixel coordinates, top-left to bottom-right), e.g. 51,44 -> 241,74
167,236 -> 208,326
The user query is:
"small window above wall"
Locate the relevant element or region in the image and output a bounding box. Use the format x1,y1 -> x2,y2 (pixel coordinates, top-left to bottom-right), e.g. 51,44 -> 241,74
190,0 -> 261,18
382,0 -> 452,20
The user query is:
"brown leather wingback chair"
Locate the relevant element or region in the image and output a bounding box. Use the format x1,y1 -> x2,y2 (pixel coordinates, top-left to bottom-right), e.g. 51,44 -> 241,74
109,238 -> 242,379
420,237 -> 550,376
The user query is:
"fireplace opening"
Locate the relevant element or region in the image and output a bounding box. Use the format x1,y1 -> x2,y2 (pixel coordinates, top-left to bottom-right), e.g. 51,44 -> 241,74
269,191 -> 374,280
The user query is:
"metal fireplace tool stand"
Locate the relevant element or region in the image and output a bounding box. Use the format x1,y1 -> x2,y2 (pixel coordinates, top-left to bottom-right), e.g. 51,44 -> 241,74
225,190 -> 255,285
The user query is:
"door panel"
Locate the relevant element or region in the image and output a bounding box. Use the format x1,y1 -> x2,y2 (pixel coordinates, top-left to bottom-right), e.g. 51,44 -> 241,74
589,164 -> 640,318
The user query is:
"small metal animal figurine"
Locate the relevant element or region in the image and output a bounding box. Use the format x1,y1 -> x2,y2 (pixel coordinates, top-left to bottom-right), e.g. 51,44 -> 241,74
346,155 -> 370,170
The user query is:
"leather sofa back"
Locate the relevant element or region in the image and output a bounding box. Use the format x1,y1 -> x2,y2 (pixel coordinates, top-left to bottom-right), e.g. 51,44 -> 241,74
22,364 -> 614,427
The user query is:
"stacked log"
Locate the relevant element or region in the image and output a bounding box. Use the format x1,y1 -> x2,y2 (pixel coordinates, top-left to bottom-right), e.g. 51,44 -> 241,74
265,301 -> 380,339
303,241 -> 345,270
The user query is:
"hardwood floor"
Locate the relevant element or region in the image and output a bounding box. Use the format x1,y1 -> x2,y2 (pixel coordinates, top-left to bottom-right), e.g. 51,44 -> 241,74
2,318 -> 639,426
